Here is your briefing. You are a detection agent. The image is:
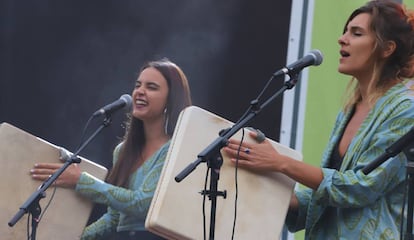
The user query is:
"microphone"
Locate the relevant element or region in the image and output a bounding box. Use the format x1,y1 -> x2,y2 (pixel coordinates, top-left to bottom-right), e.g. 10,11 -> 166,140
274,49 -> 323,76
246,127 -> 266,143
92,94 -> 132,117
254,129 -> 266,143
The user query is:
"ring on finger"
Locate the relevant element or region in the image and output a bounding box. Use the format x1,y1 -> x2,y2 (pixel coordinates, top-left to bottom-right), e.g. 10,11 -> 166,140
244,148 -> 250,154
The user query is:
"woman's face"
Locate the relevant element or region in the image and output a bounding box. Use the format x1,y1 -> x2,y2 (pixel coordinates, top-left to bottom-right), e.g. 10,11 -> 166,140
338,13 -> 377,81
132,67 -> 169,122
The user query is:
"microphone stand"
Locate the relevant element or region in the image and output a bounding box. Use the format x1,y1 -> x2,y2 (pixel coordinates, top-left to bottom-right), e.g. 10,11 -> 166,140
403,143 -> 414,240
8,116 -> 113,240
361,128 -> 414,240
175,72 -> 299,240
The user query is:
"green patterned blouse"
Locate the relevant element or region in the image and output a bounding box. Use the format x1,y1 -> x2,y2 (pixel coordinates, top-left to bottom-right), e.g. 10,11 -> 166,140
75,141 -> 170,240
286,80 -> 414,239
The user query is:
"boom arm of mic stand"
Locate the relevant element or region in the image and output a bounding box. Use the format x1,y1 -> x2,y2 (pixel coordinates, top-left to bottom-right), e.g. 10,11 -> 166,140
174,75 -> 296,183
175,125 -> 249,182
362,127 -> 414,175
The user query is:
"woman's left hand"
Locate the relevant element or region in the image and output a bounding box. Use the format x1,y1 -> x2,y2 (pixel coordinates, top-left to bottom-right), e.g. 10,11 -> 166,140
30,163 -> 81,188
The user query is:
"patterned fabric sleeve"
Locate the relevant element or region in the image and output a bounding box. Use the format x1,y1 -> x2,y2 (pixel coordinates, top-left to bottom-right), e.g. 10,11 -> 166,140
285,185 -> 313,232
75,142 -> 169,239
74,149 -> 167,215
80,205 -> 119,240
285,105 -> 346,232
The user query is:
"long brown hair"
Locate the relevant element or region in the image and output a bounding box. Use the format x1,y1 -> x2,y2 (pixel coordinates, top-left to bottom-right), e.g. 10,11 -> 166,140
107,58 -> 192,187
343,0 -> 414,110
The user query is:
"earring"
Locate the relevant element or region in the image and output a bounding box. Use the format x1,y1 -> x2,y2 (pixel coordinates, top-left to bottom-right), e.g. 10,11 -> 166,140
164,108 -> 169,135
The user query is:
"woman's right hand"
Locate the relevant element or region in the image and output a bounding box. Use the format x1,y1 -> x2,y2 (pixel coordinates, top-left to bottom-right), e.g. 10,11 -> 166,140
223,131 -> 284,173
30,163 -> 82,189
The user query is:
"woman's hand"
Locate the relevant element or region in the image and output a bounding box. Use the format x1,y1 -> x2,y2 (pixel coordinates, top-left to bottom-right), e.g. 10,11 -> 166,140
30,163 -> 82,188
222,131 -> 287,173
224,131 -> 323,190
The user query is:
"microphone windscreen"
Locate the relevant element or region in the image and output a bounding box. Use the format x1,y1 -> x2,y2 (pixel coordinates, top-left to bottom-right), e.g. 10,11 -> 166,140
120,94 -> 133,111
310,49 -> 323,66
255,129 -> 266,143
247,127 -> 266,143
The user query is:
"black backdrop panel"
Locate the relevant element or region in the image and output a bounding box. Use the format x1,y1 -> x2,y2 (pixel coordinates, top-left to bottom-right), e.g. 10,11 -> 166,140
1,0 -> 292,224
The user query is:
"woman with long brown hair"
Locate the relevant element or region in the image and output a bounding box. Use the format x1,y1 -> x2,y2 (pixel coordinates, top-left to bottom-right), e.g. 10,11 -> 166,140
31,58 -> 192,239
